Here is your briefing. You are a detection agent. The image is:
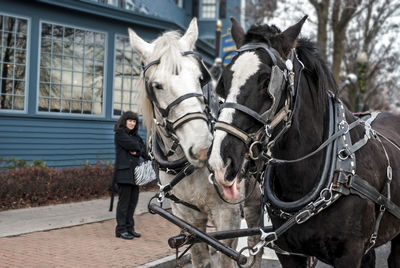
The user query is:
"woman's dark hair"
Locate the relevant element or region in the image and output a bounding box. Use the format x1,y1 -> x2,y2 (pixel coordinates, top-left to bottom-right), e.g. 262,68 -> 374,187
114,111 -> 139,134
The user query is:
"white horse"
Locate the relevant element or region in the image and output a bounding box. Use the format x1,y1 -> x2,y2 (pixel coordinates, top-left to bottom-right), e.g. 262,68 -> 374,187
128,18 -> 244,268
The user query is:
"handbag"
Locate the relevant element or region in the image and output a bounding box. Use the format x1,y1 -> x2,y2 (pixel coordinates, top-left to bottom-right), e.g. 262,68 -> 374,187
134,160 -> 156,186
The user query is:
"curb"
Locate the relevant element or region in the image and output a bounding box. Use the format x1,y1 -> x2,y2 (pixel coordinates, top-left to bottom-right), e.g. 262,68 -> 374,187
137,253 -> 283,268
136,253 -> 191,268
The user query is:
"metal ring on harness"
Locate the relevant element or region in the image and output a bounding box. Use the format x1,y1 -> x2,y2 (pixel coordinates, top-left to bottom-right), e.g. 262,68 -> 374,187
208,173 -> 214,184
237,247 -> 256,268
249,141 -> 263,160
338,148 -> 350,160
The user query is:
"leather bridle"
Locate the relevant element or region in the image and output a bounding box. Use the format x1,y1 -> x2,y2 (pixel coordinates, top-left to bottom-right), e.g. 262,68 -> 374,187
214,43 -> 303,162
143,51 -> 211,139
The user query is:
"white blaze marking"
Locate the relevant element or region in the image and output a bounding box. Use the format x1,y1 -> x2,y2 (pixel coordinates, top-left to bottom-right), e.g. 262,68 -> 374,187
209,52 -> 261,169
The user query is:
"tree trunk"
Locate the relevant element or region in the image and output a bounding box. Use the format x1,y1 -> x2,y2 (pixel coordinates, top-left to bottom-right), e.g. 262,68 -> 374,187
310,0 -> 330,61
332,28 -> 346,83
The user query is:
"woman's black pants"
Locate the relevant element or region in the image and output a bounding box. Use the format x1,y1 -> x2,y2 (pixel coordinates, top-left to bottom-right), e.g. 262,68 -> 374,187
115,183 -> 139,235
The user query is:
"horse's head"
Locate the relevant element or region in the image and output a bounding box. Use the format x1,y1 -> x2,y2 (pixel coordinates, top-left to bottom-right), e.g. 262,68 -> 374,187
128,18 -> 212,168
208,16 -> 307,200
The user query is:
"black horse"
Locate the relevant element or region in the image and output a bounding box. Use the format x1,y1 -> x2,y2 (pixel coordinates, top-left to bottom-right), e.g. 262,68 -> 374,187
208,16 -> 400,267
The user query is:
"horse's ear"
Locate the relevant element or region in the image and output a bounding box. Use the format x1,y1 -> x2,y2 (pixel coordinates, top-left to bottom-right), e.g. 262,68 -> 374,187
230,16 -> 245,48
280,15 -> 308,54
180,17 -> 198,50
128,28 -> 154,60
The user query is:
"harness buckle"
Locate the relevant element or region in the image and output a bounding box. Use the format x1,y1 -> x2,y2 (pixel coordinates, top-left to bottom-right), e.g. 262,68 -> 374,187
387,166 -> 392,181
165,168 -> 177,175
250,229 -> 277,256
157,192 -> 165,203
339,120 -> 349,134
295,209 -> 313,224
265,124 -> 272,138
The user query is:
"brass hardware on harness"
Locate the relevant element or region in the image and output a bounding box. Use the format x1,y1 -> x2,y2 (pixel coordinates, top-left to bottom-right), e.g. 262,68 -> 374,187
249,141 -> 263,160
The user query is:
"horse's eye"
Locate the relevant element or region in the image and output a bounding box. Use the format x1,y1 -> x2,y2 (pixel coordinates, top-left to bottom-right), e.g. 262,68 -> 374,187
151,82 -> 163,90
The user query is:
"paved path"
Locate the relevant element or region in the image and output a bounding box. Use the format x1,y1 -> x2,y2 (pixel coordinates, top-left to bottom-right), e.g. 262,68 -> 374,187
0,192 -> 182,267
0,192 -> 160,238
0,214 -> 179,267
0,192 -> 392,267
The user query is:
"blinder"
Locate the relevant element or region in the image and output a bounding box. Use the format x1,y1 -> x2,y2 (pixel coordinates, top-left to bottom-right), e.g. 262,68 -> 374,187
261,65 -> 286,120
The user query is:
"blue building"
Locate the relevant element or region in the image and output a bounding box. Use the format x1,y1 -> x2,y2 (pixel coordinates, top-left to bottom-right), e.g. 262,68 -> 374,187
0,0 -> 243,168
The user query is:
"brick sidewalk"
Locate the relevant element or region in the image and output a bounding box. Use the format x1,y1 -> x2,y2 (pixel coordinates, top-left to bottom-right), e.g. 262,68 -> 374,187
0,212 -> 181,268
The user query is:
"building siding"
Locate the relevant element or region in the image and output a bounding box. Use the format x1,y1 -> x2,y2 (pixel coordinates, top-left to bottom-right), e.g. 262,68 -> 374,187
0,115 -> 116,167
0,0 -> 241,170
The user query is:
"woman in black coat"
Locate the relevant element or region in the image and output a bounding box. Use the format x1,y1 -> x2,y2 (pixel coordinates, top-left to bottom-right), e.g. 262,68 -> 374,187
114,111 -> 147,240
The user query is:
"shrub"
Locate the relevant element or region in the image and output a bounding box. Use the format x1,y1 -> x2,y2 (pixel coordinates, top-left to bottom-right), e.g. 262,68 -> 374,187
0,160 -> 159,211
0,164 -> 114,211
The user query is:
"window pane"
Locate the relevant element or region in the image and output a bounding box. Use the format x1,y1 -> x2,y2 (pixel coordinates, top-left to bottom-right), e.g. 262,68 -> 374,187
71,100 -> 82,113
61,100 -> 71,113
14,64 -> 25,79
83,87 -> 92,100
4,16 -> 16,32
40,68 -> 50,82
1,95 -> 12,109
3,32 -> 15,47
83,101 -> 92,114
15,34 -> 26,49
73,72 -> 83,86
38,22 -> 105,115
52,25 -> 63,39
63,56 -> 73,70
73,58 -> 83,72
13,96 -> 24,110
14,80 -> 24,95
16,19 -> 27,34
39,83 -> 50,97
50,98 -> 61,112
51,84 -> 61,98
72,86 -> 82,99
93,102 -> 102,115
3,63 -> 13,78
38,97 -> 49,111
64,28 -> 74,42
41,24 -> 51,37
1,79 -> 12,94
63,71 -> 72,84
62,85 -> 72,98
15,50 -> 25,64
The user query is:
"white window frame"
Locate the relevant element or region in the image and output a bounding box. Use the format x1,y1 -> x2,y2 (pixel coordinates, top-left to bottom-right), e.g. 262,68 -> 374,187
200,0 -> 218,20
0,12 -> 30,114
36,20 -> 107,118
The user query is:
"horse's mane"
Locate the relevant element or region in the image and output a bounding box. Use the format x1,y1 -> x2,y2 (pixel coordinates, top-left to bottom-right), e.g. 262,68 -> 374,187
295,38 -> 337,104
137,31 -> 186,136
243,23 -> 337,112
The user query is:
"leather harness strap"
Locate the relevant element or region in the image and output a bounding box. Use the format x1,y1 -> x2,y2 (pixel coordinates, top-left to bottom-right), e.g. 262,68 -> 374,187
215,121 -> 252,145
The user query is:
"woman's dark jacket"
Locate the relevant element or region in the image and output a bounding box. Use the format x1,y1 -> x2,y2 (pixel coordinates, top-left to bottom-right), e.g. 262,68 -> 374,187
114,127 -> 147,185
